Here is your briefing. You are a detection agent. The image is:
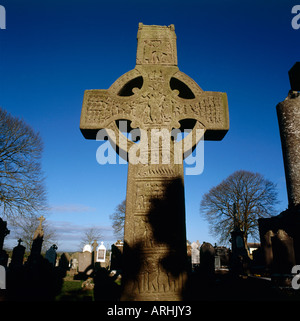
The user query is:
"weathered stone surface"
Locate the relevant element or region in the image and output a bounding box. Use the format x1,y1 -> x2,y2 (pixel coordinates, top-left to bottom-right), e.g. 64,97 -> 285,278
277,95 -> 300,208
272,229 -> 296,274
78,251 -> 92,274
80,23 -> 229,300
259,63 -> 300,276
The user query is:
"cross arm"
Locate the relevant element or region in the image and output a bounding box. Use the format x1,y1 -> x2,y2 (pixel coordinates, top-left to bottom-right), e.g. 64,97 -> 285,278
80,89 -> 138,140
80,89 -> 112,139
168,70 -> 229,140
171,88 -> 229,140
80,68 -> 144,139
80,87 -> 138,160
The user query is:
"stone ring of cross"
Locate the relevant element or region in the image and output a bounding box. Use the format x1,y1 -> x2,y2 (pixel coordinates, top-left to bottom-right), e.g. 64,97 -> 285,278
80,24 -> 229,163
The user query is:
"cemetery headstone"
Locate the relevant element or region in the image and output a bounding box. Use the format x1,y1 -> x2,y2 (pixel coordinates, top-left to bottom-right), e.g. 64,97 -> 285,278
214,255 -> 221,270
6,239 -> 26,300
200,242 -> 215,276
78,245 -> 93,275
0,218 -> 9,252
24,216 -> 62,300
272,229 -> 296,274
191,241 -> 200,270
45,244 -> 58,266
10,239 -> 25,269
110,240 -> 123,271
29,216 -> 45,260
80,23 -> 229,300
58,252 -> 70,278
0,218 -> 9,267
60,252 -> 70,269
230,228 -> 249,275
26,216 -> 45,268
83,244 -> 92,253
96,242 -> 106,263
214,246 -> 230,268
71,258 -> 78,271
261,230 -> 274,270
230,204 -> 250,275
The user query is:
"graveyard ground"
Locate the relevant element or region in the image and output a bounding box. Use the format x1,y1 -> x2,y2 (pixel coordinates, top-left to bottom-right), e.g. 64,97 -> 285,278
51,269 -> 300,302
55,278 -> 94,301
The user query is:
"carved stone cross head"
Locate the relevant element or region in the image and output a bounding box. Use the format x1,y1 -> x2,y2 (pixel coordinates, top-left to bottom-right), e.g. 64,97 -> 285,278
37,215 -> 45,225
80,23 -> 229,163
33,215 -> 45,240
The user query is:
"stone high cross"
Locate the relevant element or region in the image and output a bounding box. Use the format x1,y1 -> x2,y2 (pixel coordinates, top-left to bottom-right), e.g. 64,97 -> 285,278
34,215 -> 45,239
80,23 -> 229,300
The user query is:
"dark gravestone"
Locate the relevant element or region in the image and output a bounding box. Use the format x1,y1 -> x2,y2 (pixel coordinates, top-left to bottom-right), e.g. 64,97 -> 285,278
0,218 -> 9,251
270,229 -> 296,286
230,229 -> 250,275
10,239 -> 25,269
21,217 -> 63,301
7,239 -> 26,300
27,216 -> 45,266
45,244 -> 58,266
0,218 -> 8,297
200,242 -> 215,276
58,252 -> 70,279
191,242 -> 200,271
110,240 -> 123,271
0,218 -> 9,267
214,246 -> 230,267
230,204 -> 250,275
59,252 -> 70,271
261,230 -> 274,271
272,229 -> 296,274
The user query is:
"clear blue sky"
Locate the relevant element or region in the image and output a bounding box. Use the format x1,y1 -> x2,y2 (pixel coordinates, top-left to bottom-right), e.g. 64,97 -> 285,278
1,0 -> 299,251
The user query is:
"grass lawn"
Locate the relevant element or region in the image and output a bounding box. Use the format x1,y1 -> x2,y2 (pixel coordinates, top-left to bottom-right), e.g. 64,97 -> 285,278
55,279 -> 94,301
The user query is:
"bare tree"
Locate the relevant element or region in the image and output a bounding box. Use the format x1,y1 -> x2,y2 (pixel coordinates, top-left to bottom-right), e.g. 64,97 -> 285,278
79,227 -> 103,250
0,108 -> 47,220
200,170 -> 278,245
9,215 -> 57,252
110,200 -> 125,240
